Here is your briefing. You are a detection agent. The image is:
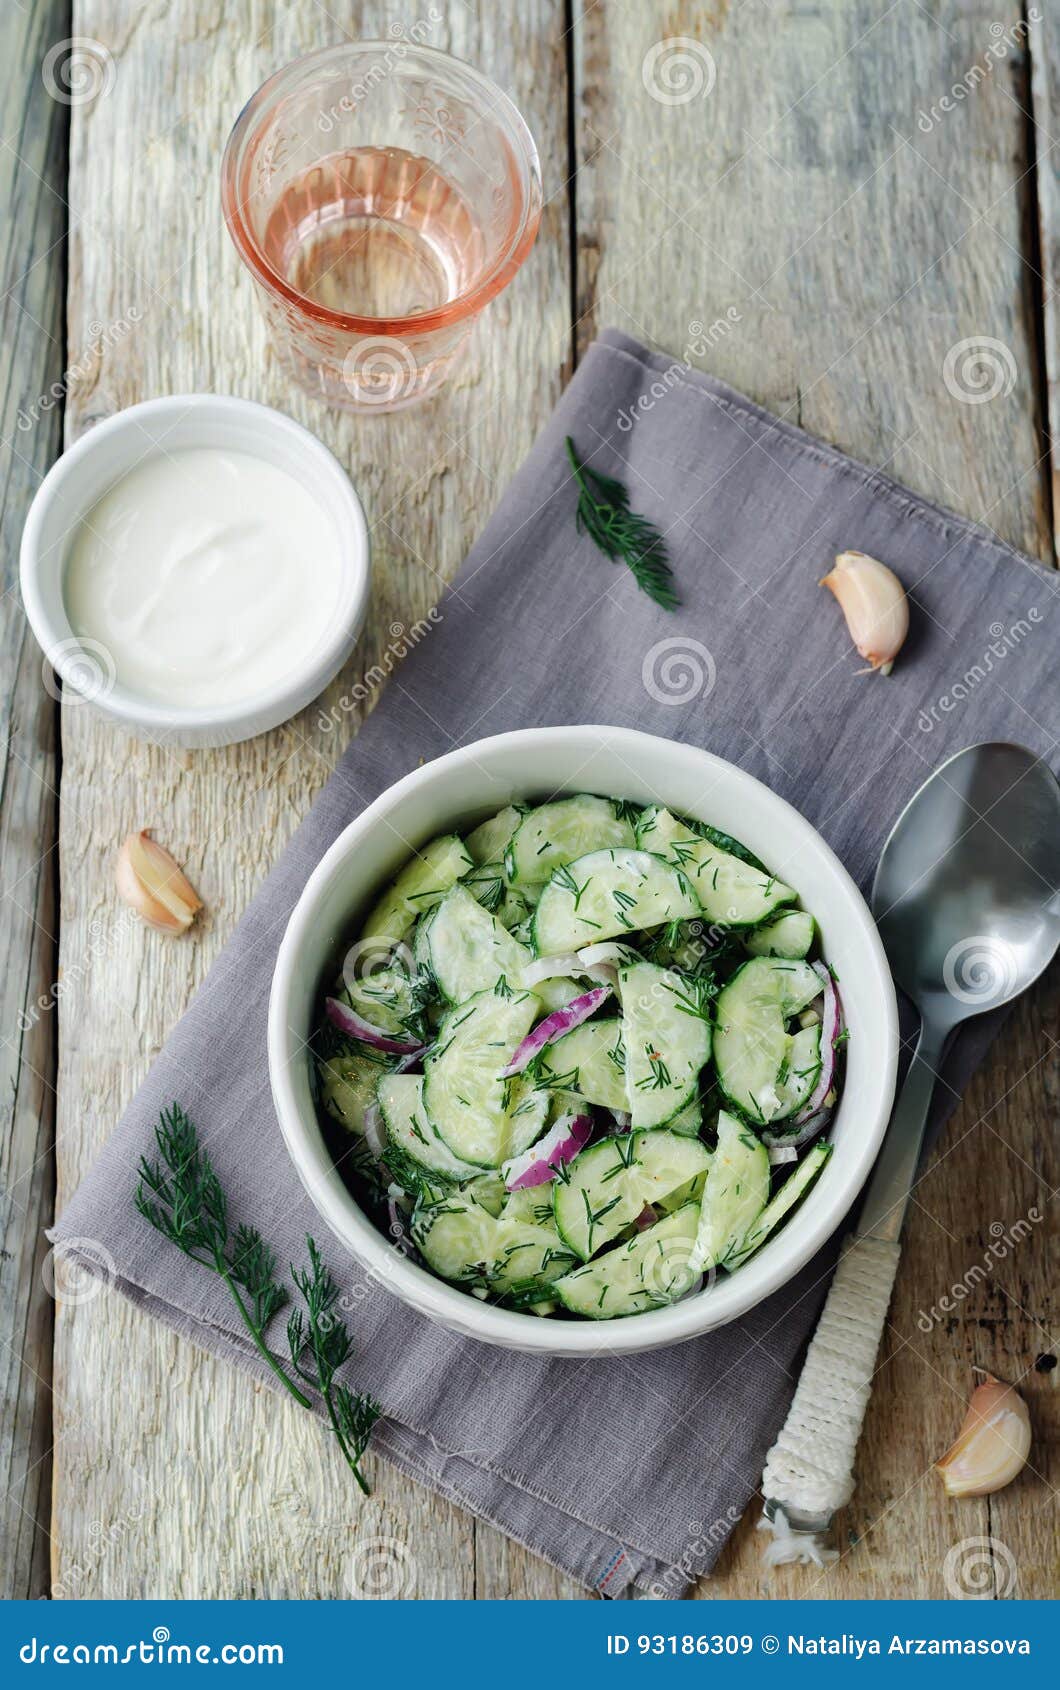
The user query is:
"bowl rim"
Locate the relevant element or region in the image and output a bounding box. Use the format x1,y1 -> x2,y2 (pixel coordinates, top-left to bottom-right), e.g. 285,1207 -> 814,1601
19,392 -> 371,735
269,725 -> 900,1354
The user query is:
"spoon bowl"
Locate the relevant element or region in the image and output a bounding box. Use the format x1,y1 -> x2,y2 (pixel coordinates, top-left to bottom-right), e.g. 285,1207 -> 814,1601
872,741 -> 1060,1031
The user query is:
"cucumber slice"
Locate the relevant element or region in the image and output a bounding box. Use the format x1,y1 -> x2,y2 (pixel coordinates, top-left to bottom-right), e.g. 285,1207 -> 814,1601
537,1018 -> 628,1110
620,961 -> 712,1130
553,1130 -> 711,1261
554,1203 -> 701,1319
770,1024 -> 822,1120
745,909 -> 815,959
340,964 -> 421,1038
378,1073 -> 479,1181
690,1110 -> 770,1272
465,804 -> 523,867
463,866 -> 538,932
499,886 -> 538,929
727,1143 -> 832,1269
426,883 -> 532,1003
633,804 -> 692,852
713,957 -> 822,1123
422,989 -> 547,1168
461,860 -> 510,916
532,848 -> 701,955
506,794 -> 635,885
666,1097 -> 703,1137
464,1171 -> 508,1218
361,834 -> 473,945
413,1195 -> 575,1292
668,840 -> 795,928
317,1046 -> 392,1135
656,1166 -> 711,1214
636,806 -> 794,927
635,805 -> 767,870
502,1186 -> 558,1227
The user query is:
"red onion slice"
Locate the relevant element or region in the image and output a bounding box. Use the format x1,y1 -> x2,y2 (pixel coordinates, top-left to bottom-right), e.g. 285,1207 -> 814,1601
791,962 -> 842,1125
768,1144 -> 799,1166
610,1109 -> 633,1133
500,984 -> 612,1077
502,1112 -> 593,1190
394,1043 -> 431,1074
362,1100 -> 387,1160
576,942 -> 638,970
520,954 -> 584,989
520,946 -> 630,996
325,995 -> 424,1055
762,1107 -> 831,1151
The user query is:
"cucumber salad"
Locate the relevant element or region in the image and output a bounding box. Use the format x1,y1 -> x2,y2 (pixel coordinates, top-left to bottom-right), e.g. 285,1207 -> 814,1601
313,793 -> 844,1321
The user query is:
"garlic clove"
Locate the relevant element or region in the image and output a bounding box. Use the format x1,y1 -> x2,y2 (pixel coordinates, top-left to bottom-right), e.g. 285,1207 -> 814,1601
116,830 -> 203,935
820,549 -> 909,674
935,1373 -> 1031,1497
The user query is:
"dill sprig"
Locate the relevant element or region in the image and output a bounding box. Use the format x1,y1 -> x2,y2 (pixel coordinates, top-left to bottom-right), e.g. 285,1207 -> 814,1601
565,436 -> 679,611
137,1103 -> 380,1494
288,1238 -> 381,1496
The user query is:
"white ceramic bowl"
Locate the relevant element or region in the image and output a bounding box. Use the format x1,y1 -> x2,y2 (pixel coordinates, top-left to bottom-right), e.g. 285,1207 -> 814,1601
269,726 -> 899,1355
20,395 -> 370,748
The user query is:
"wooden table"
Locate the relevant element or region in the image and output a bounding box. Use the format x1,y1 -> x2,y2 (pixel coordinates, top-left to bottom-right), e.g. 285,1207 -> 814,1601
3,0 -> 1058,1601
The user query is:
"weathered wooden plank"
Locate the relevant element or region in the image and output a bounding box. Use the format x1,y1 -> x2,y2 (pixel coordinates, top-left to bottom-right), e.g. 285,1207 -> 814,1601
0,0 -> 70,1603
52,0 -> 574,1600
1030,2 -> 1060,561
574,0 -> 1049,556
573,0 -> 1058,1600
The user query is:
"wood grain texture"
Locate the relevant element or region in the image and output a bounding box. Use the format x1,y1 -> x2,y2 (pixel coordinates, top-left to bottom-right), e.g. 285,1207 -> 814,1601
0,0 -> 70,1602
1030,2 -> 1060,559
572,0 -> 1059,1600
44,0 -> 1059,1603
52,0 -> 575,1601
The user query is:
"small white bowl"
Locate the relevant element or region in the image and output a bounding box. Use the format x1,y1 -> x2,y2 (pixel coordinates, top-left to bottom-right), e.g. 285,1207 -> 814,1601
269,727 -> 899,1356
20,395 -> 370,748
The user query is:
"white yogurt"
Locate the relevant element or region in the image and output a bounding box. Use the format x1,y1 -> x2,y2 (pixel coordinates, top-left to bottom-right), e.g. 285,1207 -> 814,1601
63,447 -> 345,709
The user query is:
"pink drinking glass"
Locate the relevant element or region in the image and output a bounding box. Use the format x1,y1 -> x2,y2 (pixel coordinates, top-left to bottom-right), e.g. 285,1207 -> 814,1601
221,41 -> 542,413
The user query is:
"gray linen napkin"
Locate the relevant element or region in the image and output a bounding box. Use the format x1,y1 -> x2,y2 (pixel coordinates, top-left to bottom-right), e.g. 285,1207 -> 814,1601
53,328 -> 1060,1598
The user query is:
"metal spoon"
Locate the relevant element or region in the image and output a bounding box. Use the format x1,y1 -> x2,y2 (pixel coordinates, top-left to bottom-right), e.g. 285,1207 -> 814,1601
861,739 -> 1060,1239
760,741 -> 1060,1554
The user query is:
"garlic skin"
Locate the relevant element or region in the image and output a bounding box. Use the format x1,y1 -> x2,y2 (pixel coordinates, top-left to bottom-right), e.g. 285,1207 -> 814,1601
935,1374 -> 1031,1497
820,549 -> 909,675
116,831 -> 203,935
